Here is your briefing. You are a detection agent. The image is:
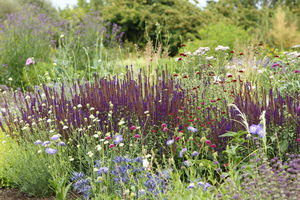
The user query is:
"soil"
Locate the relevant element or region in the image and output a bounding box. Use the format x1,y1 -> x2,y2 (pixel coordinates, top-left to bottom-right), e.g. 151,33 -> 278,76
0,188 -> 81,200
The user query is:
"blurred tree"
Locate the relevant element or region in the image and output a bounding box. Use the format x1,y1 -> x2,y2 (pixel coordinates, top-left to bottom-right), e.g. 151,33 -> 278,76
0,0 -> 21,18
78,0 -> 204,55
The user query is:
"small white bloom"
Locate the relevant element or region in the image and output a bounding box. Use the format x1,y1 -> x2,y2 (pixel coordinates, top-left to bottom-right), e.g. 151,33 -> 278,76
89,114 -> 95,119
143,159 -> 150,169
69,158 -> 74,161
100,139 -> 105,142
94,168 -> 99,172
8,77 -> 13,81
145,154 -> 152,158
63,126 -> 68,130
104,141 -> 109,144
270,75 -> 274,79
90,107 -> 95,111
206,56 -> 214,60
124,190 -> 130,195
93,134 -> 99,138
60,34 -> 64,38
38,150 -> 42,153
87,151 -> 93,157
144,111 -> 149,114
25,95 -> 30,100
2,140 -> 6,144
47,119 -> 52,123
119,143 -> 124,147
77,104 -> 82,108
96,145 -> 102,150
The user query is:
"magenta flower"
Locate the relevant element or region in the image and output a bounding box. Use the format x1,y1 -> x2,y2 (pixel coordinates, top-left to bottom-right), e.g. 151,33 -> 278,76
106,136 -> 111,140
131,126 -> 137,130
134,134 -> 141,138
175,137 -> 181,141
161,123 -> 167,128
205,140 -> 211,145
163,127 -> 169,132
297,138 -> 300,143
25,57 -> 35,66
210,144 -> 216,148
295,69 -> 299,73
109,144 -> 115,148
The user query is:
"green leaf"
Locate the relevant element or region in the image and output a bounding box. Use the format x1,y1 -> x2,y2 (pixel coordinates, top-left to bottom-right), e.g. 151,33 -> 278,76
280,139 -> 289,153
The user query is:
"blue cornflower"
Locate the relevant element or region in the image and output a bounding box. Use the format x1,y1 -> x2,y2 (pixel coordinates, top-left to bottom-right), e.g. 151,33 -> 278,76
249,124 -> 259,134
179,148 -> 187,158
98,167 -> 109,175
187,182 -> 195,190
166,139 -> 174,145
191,151 -> 199,156
198,182 -> 212,191
57,141 -> 66,146
50,134 -> 60,141
187,126 -> 197,132
45,148 -> 57,155
34,140 -> 43,145
114,134 -> 123,144
249,124 -> 264,138
70,172 -> 85,181
184,160 -> 191,167
42,141 -> 51,147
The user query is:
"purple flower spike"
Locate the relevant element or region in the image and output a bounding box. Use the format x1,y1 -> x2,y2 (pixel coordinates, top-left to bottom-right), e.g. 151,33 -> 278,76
45,148 -> 58,155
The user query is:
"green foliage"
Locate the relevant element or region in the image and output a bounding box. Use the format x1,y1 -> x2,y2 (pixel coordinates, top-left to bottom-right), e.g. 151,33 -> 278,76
2,141 -> 53,196
185,22 -> 251,54
81,0 -> 203,55
0,5 -> 56,88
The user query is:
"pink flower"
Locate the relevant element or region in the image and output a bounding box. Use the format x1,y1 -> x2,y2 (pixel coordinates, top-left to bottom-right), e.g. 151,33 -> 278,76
25,57 -> 35,66
161,123 -> 167,128
211,144 -> 216,148
198,144 -> 202,147
163,127 -> 169,132
175,137 -> 181,141
131,126 -> 136,130
297,138 -> 300,143
205,140 -> 211,145
179,130 -> 183,133
109,144 -> 115,148
295,70 -> 299,73
134,134 -> 141,138
106,136 -> 111,140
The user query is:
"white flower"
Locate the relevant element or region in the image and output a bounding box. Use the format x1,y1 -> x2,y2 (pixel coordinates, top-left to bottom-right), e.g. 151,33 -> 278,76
270,75 -> 274,79
124,190 -> 130,195
104,141 -> 109,144
119,143 -> 124,147
47,119 -> 52,123
143,159 -> 150,169
89,114 -> 95,119
145,154 -> 152,158
87,151 -> 93,157
77,104 -> 82,108
2,140 -> 6,144
213,76 -> 221,83
94,168 -> 99,172
93,134 -> 99,138
96,145 -> 102,150
38,150 -> 42,153
63,126 -> 68,130
90,107 -> 95,111
258,70 -> 263,74
100,139 -> 105,142
205,56 -> 214,60
69,158 -> 74,161
60,34 -> 64,38
144,111 -> 149,114
8,77 -> 12,81
25,95 -> 30,100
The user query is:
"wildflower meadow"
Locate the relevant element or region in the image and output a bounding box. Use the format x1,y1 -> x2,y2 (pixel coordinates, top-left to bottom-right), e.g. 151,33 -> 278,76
0,1 -> 300,200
